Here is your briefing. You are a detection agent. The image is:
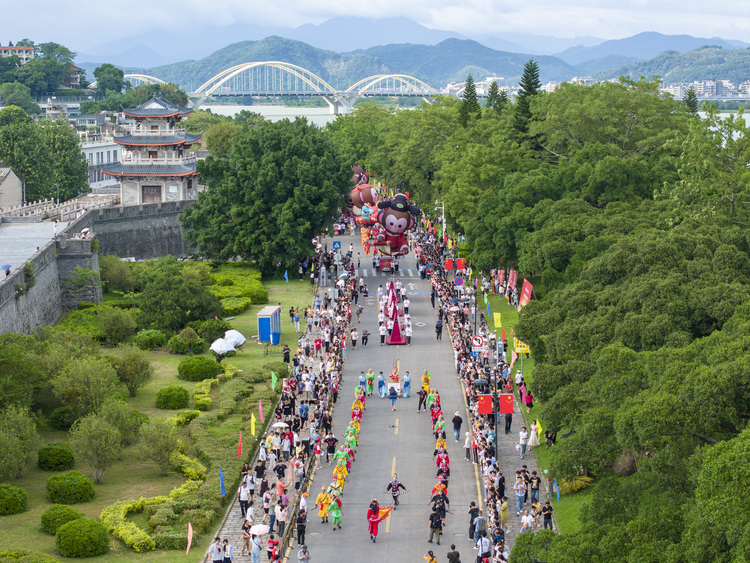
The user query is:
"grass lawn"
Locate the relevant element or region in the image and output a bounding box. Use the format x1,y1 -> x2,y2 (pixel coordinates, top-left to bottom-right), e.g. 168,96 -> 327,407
486,291 -> 589,533
0,279 -> 314,562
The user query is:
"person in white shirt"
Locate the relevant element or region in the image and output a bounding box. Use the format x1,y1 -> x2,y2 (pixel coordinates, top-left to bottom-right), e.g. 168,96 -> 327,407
379,324 -> 387,346
403,297 -> 410,314
520,510 -> 534,533
476,534 -> 491,560
405,323 -> 412,346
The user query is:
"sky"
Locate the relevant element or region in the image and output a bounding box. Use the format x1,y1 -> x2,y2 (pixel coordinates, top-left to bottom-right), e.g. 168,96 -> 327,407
2,0 -> 749,51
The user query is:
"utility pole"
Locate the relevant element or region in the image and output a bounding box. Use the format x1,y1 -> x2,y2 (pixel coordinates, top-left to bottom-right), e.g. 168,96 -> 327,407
434,200 -> 446,237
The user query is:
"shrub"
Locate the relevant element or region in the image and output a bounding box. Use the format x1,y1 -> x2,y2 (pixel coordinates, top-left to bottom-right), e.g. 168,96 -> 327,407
194,397 -> 212,411
46,471 -> 95,504
40,504 -> 83,535
172,410 -> 200,426
155,386 -> 190,410
100,497 -> 165,552
0,551 -> 61,563
178,356 -> 220,382
153,531 -> 188,550
220,297 -> 253,316
55,518 -> 110,558
99,307 -> 137,345
0,484 -> 27,515
133,329 -> 166,351
38,442 -> 75,471
49,407 -> 76,431
187,319 -> 231,342
169,453 -> 207,481
167,334 -> 188,355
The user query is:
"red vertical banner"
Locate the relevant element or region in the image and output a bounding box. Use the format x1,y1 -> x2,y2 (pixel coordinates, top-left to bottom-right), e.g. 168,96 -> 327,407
498,270 -> 504,286
498,394 -> 514,414
456,258 -> 466,270
477,394 -> 494,415
445,258 -> 454,270
519,279 -> 533,307
508,269 -> 518,289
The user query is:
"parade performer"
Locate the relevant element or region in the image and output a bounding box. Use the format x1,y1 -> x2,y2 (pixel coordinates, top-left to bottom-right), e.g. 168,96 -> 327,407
389,367 -> 400,384
366,369 -> 375,396
385,473 -> 408,509
378,372 -> 386,398
314,486 -> 331,523
327,497 -> 343,530
403,372 -> 411,398
366,503 -> 393,543
345,428 -> 358,451
434,416 -> 446,440
333,460 -> 348,491
422,371 -> 431,393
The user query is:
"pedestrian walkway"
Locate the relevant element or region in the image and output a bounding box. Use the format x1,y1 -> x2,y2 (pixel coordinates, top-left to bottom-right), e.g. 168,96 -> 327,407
356,267 -> 418,277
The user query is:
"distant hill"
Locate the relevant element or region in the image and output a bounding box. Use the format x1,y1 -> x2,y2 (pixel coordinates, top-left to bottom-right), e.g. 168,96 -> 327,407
357,38 -> 576,84
556,31 -> 749,65
123,36 -> 579,91
594,45 -> 750,84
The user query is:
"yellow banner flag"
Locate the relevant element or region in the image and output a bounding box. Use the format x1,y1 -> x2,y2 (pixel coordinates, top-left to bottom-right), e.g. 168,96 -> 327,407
448,238 -> 453,249
468,268 -> 473,281
494,312 -> 502,328
250,413 -> 256,436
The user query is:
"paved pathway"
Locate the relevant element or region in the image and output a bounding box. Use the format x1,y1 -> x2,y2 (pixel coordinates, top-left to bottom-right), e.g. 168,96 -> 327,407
0,222 -> 55,271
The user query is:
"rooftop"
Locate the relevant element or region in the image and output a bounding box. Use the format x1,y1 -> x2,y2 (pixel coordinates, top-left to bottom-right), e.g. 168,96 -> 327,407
113,133 -> 202,146
122,95 -> 193,118
101,163 -> 197,177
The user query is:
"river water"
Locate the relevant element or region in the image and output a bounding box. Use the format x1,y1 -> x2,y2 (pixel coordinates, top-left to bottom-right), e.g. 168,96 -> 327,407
201,104 -> 337,127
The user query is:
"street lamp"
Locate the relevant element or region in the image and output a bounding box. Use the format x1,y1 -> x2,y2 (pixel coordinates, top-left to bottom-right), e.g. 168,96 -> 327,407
434,200 -> 446,237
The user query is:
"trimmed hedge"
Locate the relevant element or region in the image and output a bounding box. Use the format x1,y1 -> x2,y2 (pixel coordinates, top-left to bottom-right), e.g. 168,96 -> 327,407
55,518 -> 110,558
40,504 -> 83,535
178,356 -> 221,382
38,442 -> 75,471
133,329 -> 167,351
0,484 -> 27,515
0,551 -> 61,563
171,410 -> 200,426
155,386 -> 190,410
48,407 -> 76,431
46,471 -> 95,504
220,297 -> 253,316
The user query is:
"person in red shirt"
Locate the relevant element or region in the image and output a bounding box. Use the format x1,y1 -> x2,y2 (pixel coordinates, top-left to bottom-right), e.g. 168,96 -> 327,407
266,534 -> 279,560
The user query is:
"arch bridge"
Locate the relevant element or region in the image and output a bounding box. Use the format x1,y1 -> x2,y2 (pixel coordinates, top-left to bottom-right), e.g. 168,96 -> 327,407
189,61 -> 439,114
89,74 -> 166,89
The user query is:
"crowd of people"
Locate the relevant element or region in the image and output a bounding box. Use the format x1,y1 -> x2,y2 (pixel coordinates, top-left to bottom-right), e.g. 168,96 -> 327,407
413,229 -> 554,563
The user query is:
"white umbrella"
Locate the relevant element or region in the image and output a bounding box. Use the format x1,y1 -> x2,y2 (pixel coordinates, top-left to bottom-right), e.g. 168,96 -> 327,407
210,338 -> 236,355
271,422 -> 289,429
224,329 -> 246,347
250,524 -> 270,535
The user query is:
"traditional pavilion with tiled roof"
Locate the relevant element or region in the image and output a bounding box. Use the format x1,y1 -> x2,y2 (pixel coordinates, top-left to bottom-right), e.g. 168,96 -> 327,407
102,95 -> 202,205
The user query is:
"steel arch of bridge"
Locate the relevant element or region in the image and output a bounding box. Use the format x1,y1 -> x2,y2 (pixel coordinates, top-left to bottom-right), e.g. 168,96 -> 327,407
194,61 -> 337,96
346,74 -> 438,96
89,73 -> 166,89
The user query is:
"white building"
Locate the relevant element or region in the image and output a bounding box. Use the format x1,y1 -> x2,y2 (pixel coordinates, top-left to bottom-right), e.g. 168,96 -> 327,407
81,138 -> 121,192
0,168 -> 23,208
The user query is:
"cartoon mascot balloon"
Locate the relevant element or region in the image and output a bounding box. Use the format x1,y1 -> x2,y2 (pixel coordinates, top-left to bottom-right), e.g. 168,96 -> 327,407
374,194 -> 422,256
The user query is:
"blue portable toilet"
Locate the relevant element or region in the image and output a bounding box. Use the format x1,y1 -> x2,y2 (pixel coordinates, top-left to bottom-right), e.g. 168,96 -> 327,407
257,305 -> 281,344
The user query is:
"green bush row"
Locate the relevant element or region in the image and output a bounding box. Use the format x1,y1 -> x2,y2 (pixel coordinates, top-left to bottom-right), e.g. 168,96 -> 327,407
155,386 -> 190,410
219,297 -> 253,316
170,410 -> 201,426
0,550 -> 62,563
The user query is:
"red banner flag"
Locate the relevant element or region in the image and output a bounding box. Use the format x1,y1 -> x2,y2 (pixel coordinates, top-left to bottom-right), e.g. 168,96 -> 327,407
498,269 -> 504,286
378,506 -> 394,519
445,258 -> 453,270
498,394 -> 514,414
502,329 -> 507,342
477,394 -> 494,415
519,279 -> 533,307
259,399 -> 264,422
456,258 -> 466,270
508,269 -> 518,289
510,351 -> 518,370
237,433 -> 243,457
186,522 -> 193,555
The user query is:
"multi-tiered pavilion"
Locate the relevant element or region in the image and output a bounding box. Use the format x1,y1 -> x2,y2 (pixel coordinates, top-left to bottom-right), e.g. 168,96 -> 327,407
102,95 -> 202,205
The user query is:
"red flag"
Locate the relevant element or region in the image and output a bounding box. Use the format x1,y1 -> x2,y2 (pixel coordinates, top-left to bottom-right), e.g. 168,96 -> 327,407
445,258 -> 453,270
378,506 -> 394,519
477,394 -> 494,415
499,394 -> 514,414
237,433 -> 243,457
519,279 -> 533,307
259,399 -> 264,422
186,522 -> 193,555
508,269 -> 518,289
501,329 -> 507,342
456,258 -> 466,270
498,270 -> 504,286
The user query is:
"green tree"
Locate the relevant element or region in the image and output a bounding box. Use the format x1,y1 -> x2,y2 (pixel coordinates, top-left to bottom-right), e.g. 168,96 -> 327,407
181,119 -> 350,274
683,86 -> 699,115
204,121 -> 243,158
513,59 -> 541,137
98,398 -> 145,446
137,257 -> 222,332
110,345 -> 153,397
98,255 -> 135,293
36,42 -> 74,65
92,63 -> 125,94
0,334 -> 44,409
0,405 -> 41,480
485,81 -> 507,115
61,266 -> 102,307
234,110 -> 266,128
0,119 -> 53,200
458,74 -> 481,127
52,356 -> 119,417
40,117 -> 88,201
98,307 -> 136,346
140,418 -> 181,476
0,83 -> 40,114
0,104 -> 31,126
14,58 -> 65,96
69,414 -> 121,483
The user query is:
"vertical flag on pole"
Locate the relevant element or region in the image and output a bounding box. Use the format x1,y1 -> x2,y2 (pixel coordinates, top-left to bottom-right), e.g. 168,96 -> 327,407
251,413 -> 256,436
487,300 -> 491,317
519,279 -> 534,307
283,270 -> 289,283
554,478 -> 560,503
237,433 -> 243,457
219,467 -> 226,497
186,522 -> 193,555
258,399 -> 264,422
271,371 -> 278,391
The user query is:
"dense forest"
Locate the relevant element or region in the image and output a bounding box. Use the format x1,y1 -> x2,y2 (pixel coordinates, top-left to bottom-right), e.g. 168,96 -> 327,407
324,78 -> 750,561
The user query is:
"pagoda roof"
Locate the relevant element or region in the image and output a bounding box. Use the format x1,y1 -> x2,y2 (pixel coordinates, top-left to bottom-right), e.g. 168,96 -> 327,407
101,163 -> 197,177
113,133 -> 202,146
122,95 -> 193,118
